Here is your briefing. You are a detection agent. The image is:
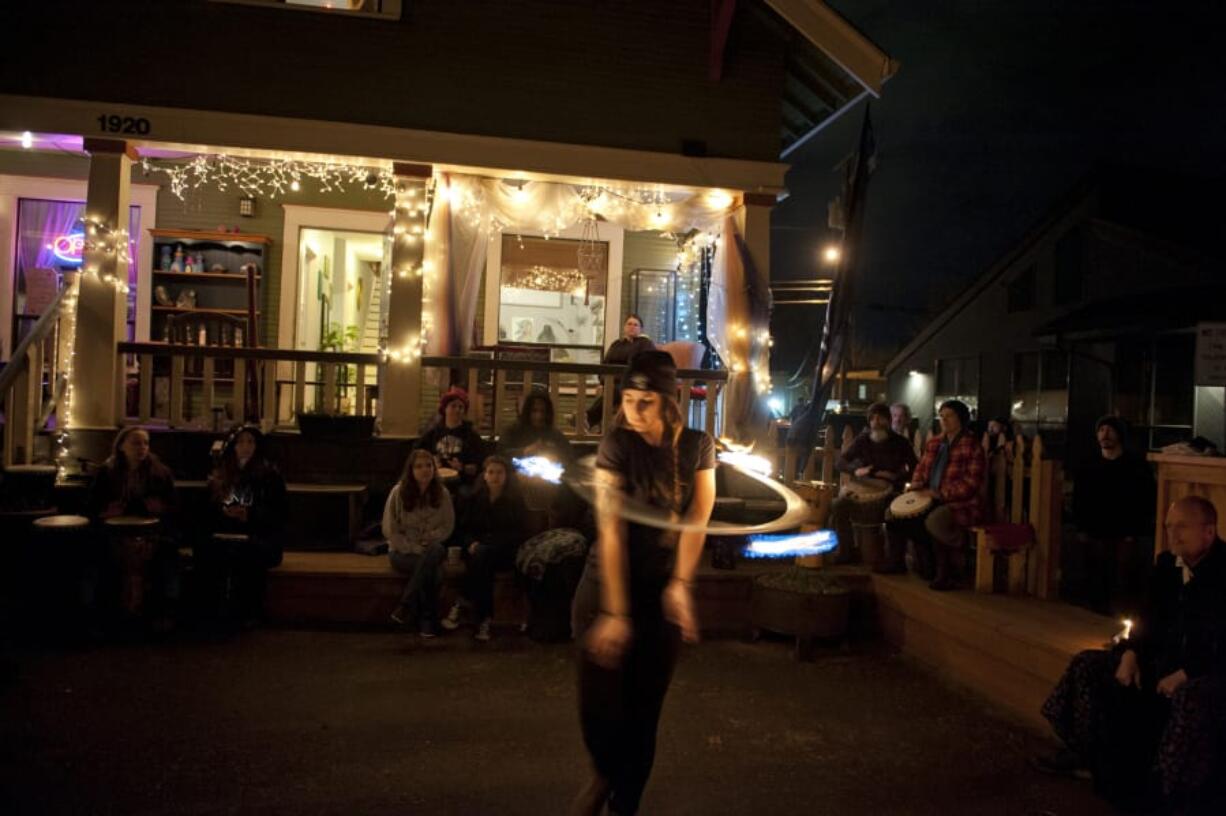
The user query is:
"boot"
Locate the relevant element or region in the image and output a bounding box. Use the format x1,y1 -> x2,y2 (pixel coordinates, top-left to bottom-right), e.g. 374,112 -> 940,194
929,545 -> 957,591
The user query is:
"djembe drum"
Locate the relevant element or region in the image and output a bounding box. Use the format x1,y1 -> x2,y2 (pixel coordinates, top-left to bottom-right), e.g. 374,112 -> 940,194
104,515 -> 160,615
843,477 -> 893,568
888,491 -> 935,521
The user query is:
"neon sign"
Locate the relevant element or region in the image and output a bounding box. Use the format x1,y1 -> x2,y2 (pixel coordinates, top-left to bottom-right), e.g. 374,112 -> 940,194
49,232 -> 85,265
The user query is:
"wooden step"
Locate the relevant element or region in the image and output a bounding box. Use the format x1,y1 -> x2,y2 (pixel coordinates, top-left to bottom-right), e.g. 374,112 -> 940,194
872,573 -> 1118,731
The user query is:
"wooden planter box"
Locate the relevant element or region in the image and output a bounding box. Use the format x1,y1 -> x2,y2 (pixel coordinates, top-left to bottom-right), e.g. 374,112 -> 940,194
751,574 -> 850,659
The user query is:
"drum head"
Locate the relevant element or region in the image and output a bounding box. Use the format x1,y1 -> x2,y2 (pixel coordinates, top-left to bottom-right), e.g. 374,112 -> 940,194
437,467 -> 459,481
104,515 -> 159,528
847,477 -> 891,502
888,491 -> 933,518
34,514 -> 90,529
212,533 -> 250,542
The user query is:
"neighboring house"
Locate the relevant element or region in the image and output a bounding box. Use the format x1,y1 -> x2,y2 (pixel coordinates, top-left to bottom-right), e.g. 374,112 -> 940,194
884,169 -> 1224,469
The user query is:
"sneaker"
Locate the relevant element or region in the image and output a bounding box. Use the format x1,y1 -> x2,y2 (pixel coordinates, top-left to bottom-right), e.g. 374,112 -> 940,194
474,619 -> 491,642
390,605 -> 409,626
441,603 -> 462,631
1031,748 -> 1091,780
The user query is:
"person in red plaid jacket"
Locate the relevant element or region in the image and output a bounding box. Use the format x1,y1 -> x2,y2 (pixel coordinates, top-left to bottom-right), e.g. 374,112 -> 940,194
882,400 -> 986,590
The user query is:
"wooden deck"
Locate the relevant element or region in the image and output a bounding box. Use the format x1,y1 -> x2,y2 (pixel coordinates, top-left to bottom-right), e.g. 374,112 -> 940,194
872,573 -> 1118,731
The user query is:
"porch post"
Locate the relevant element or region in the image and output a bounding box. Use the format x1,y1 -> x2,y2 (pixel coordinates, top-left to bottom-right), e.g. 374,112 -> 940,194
731,191 -> 775,441
379,163 -> 431,437
71,138 -> 134,430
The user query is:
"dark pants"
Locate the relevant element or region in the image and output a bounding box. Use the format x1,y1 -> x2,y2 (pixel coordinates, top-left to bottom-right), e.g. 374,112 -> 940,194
884,505 -> 963,579
389,544 -> 445,626
194,536 -> 283,622
462,543 -> 516,623
573,563 -> 680,815
1073,534 -> 1148,615
1043,649 -> 1226,811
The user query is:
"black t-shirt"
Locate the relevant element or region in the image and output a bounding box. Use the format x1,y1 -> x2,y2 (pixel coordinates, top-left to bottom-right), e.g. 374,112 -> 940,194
595,426 -> 716,599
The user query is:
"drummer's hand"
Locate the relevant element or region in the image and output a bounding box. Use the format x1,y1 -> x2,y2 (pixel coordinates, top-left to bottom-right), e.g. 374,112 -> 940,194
468,541 -> 479,555
103,501 -> 124,519
224,505 -> 248,522
663,579 -> 700,644
876,470 -> 898,482
145,498 -> 166,515
586,613 -> 633,668
854,466 -> 873,478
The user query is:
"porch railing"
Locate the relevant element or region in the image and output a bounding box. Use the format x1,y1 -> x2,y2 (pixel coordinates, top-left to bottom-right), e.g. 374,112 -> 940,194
1,283 -> 75,466
114,342 -> 727,439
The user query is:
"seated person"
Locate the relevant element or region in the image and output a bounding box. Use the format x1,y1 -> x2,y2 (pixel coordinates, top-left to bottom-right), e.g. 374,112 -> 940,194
383,449 -> 455,638
88,427 -> 180,627
829,402 -> 917,564
416,387 -> 487,487
442,455 -> 527,641
882,399 -> 985,590
499,389 -> 574,464
198,424 -> 287,626
1037,496 -> 1226,813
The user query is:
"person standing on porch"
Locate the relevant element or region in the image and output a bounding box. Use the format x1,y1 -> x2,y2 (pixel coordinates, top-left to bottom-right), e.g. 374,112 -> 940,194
384,449 -> 454,638
585,314 -> 655,432
1072,416 -> 1156,614
570,351 -> 716,815
882,399 -> 985,589
1036,495 -> 1226,813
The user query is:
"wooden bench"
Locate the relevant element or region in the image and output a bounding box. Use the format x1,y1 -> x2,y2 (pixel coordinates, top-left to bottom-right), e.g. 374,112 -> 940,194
176,480 -> 368,549
872,572 -> 1118,731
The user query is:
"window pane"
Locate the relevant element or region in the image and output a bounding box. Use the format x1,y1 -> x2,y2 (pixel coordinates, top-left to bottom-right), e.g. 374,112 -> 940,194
1153,334 -> 1194,426
1011,351 -> 1040,421
1113,338 -> 1151,426
499,235 -> 606,346
1038,350 -> 1068,423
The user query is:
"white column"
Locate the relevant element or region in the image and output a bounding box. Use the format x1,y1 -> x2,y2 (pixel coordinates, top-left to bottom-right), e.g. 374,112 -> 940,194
71,138 -> 133,430
379,163 -> 431,437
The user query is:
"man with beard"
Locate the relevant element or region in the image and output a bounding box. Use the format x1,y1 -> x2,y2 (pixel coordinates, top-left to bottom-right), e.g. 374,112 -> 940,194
828,402 -> 918,564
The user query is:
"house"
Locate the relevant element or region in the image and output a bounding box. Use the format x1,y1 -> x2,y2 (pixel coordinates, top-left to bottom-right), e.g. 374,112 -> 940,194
0,0 -> 896,468
883,169 -> 1224,469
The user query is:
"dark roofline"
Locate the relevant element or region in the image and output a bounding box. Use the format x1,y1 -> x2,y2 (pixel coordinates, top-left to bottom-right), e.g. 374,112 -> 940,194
882,171 -> 1100,376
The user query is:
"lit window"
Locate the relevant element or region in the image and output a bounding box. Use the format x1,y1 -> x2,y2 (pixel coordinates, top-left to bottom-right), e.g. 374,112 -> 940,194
210,0 -> 402,20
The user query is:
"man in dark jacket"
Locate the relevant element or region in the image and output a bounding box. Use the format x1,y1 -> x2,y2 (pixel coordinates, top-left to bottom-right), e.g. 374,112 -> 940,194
1037,495 -> 1226,813
829,402 -> 917,564
1072,416 -> 1156,613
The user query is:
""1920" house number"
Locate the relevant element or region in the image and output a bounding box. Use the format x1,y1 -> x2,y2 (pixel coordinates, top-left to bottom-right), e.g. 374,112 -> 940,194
97,115 -> 152,135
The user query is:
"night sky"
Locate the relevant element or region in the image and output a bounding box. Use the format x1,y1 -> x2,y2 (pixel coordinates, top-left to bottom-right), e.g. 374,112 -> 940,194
771,0 -> 1226,379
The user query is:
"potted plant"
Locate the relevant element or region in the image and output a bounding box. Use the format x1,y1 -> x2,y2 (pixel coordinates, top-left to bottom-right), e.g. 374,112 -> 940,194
297,323 -> 374,440
751,567 -> 850,660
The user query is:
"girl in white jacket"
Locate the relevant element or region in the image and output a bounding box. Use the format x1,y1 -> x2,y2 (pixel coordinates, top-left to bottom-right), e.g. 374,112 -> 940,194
383,449 -> 454,636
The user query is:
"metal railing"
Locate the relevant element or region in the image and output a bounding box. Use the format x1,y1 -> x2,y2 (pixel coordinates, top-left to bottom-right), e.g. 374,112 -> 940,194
1,284 -> 74,466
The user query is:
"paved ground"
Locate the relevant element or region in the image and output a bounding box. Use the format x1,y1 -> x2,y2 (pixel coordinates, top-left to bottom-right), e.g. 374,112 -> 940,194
0,629 -> 1114,815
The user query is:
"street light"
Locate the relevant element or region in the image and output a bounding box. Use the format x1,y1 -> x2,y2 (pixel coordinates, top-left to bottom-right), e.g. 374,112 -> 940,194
822,244 -> 841,264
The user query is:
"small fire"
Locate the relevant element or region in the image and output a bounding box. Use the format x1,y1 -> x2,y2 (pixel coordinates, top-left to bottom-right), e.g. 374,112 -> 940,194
513,455 -> 564,485
1122,618 -> 1133,640
717,437 -> 773,477
742,529 -> 838,559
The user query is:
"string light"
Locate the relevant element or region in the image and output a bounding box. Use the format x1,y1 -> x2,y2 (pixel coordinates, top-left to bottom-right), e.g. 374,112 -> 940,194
141,155 -> 398,201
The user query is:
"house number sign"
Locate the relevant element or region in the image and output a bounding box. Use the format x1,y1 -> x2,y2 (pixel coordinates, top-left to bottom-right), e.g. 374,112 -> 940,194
96,114 -> 152,135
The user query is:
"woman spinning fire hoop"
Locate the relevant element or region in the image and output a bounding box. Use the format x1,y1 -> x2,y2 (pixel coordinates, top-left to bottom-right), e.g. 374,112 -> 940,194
570,350 -> 716,816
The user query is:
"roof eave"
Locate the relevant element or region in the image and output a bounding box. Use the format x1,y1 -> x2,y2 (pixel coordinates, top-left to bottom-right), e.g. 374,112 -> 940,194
764,0 -> 899,97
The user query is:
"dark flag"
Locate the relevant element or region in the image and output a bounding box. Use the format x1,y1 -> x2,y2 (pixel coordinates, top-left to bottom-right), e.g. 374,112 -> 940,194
788,105 -> 877,449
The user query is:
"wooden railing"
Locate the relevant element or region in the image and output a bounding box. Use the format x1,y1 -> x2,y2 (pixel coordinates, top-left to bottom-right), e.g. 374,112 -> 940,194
1,283 -> 74,466
114,342 -> 728,439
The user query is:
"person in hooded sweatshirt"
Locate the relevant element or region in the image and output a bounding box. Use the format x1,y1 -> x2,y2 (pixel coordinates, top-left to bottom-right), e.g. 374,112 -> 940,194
198,424 -> 287,626
415,387 -> 488,489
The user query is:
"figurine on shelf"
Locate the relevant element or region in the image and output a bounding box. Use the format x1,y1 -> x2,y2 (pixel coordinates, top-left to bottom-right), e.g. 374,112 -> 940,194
154,285 -> 173,306
175,289 -> 197,309
196,252 -> 207,273
170,245 -> 184,273
159,245 -> 172,272
184,254 -> 195,274
210,263 -> 227,274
